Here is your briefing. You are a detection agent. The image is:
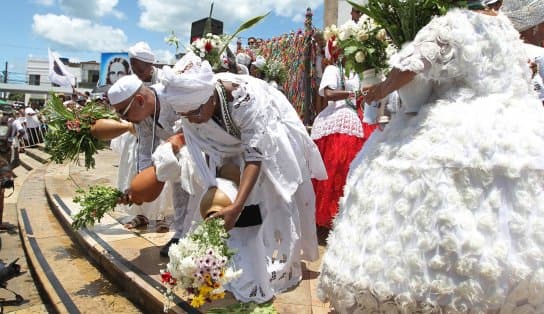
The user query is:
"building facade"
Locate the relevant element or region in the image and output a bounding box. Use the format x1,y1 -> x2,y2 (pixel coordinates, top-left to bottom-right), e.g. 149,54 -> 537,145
24,57 -> 97,106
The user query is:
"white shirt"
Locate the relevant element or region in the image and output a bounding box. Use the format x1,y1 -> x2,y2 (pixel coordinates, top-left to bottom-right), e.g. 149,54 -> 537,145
532,74 -> 544,101
24,108 -> 41,128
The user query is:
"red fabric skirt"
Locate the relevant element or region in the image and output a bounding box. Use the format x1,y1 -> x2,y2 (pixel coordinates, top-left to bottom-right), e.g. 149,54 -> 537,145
312,133 -> 366,228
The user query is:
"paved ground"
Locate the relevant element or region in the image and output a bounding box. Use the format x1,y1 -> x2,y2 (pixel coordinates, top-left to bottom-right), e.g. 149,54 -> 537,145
65,149 -> 334,313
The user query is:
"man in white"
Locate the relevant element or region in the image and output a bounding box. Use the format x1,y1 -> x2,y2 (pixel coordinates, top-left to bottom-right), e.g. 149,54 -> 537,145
23,106 -> 42,145
109,48 -> 192,257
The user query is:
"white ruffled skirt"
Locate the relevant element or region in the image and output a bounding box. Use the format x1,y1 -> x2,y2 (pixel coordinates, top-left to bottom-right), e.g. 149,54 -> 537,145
318,90 -> 544,313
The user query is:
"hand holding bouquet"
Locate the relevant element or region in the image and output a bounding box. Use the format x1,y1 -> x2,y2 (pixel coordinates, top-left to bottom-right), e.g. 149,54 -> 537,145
71,185 -> 123,230
161,218 -> 241,310
43,94 -> 119,169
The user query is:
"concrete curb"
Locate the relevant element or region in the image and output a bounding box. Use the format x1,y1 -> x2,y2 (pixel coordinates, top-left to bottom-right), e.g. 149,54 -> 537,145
44,164 -> 198,314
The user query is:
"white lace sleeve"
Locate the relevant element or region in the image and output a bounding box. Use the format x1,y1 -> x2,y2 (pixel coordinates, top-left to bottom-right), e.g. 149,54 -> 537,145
390,9 -> 470,80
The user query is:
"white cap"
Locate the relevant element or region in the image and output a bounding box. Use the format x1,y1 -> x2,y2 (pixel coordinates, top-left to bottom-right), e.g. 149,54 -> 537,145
128,41 -> 155,64
236,53 -> 251,66
252,56 -> 266,70
107,74 -> 143,105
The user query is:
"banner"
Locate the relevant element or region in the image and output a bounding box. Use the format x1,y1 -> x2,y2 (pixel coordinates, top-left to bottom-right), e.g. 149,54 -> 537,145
48,48 -> 76,87
99,52 -> 131,86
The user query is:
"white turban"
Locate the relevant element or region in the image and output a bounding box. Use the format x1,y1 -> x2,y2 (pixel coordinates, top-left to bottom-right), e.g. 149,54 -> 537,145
252,56 -> 266,70
128,41 -> 155,64
107,74 -> 143,105
159,52 -> 217,113
236,53 -> 252,66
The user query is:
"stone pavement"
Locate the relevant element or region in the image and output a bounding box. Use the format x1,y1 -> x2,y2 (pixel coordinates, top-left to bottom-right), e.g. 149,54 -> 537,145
49,149 -> 335,313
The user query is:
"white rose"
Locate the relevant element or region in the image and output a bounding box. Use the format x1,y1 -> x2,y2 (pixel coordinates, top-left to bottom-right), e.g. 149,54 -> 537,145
355,51 -> 366,63
338,30 -> 348,41
479,259 -> 502,281
357,31 -> 369,41
456,257 -> 477,277
429,254 -> 447,271
456,280 -> 484,304
376,29 -> 387,41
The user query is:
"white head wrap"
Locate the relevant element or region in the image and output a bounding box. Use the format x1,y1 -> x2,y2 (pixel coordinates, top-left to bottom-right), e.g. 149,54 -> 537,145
128,42 -> 155,64
237,64 -> 250,75
503,0 -> 544,31
159,51 -> 217,112
252,56 -> 266,70
236,53 -> 252,66
483,0 -> 501,5
107,74 -> 143,105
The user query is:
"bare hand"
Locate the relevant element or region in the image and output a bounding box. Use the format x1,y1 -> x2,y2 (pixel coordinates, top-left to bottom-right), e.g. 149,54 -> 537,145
167,133 -> 185,154
361,84 -> 384,104
208,203 -> 243,231
117,190 -> 133,205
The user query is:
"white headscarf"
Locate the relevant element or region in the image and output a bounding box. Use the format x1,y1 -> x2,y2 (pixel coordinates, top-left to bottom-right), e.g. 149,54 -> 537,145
503,0 -> 544,31
236,53 -> 252,66
128,42 -> 155,64
159,51 -> 217,113
252,56 -> 266,70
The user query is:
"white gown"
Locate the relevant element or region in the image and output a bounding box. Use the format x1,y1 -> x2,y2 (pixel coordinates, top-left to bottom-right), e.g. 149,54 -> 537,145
318,9 -> 544,313
175,73 -> 327,303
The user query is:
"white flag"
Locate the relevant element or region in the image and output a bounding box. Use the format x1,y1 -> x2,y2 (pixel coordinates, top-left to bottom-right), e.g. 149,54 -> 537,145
48,48 -> 75,87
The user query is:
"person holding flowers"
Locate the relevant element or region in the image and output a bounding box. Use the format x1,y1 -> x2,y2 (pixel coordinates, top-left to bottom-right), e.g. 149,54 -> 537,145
310,15 -> 389,229
125,50 -> 327,304
318,0 -> 544,312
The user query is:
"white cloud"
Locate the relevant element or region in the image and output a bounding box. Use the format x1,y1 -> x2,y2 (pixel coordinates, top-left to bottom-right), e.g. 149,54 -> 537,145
32,14 -> 128,51
34,0 -> 55,6
59,0 -> 124,19
138,0 -> 321,46
154,49 -> 175,65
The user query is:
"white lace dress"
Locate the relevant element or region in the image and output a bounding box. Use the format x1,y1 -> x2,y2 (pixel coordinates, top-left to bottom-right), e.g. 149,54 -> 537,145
318,9 -> 544,313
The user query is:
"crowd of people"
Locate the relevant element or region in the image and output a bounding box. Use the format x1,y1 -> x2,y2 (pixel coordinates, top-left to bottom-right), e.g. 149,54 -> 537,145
52,0 -> 544,311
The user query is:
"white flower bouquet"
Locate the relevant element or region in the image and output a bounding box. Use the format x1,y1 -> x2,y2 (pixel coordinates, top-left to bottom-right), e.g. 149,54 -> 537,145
161,218 -> 241,310
324,16 -> 389,77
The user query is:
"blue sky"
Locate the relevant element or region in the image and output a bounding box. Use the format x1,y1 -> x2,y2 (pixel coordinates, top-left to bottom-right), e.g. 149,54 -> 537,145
1,0 -> 325,84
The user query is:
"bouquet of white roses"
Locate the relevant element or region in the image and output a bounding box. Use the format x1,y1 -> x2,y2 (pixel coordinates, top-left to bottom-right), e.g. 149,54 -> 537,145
161,218 -> 241,310
324,16 -> 389,78
347,0 -> 466,48
189,33 -> 227,70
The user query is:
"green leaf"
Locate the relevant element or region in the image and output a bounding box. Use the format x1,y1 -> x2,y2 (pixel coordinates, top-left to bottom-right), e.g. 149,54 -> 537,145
343,46 -> 359,56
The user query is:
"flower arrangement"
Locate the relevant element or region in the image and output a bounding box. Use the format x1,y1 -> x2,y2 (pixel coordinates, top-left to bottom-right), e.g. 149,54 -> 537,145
263,59 -> 287,85
324,17 -> 389,77
161,218 -> 241,310
187,13 -> 269,72
72,185 -> 123,230
189,33 -> 227,70
43,94 -> 119,169
347,0 -> 466,48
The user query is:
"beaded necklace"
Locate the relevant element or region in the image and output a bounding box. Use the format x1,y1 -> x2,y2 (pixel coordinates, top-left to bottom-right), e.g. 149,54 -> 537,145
337,61 -> 358,111
215,82 -> 241,139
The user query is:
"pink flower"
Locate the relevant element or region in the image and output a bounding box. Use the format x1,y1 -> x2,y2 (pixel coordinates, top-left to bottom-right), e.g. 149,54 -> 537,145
66,119 -> 81,132
204,41 -> 213,53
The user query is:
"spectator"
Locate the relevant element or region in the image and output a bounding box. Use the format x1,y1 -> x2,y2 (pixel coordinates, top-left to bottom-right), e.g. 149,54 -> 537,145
0,157 -> 13,231
24,105 -> 43,145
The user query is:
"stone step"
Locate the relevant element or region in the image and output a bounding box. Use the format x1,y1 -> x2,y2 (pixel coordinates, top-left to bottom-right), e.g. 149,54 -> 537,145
23,147 -> 49,164
44,160 -> 198,314
17,167 -> 141,313
19,153 -> 44,171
